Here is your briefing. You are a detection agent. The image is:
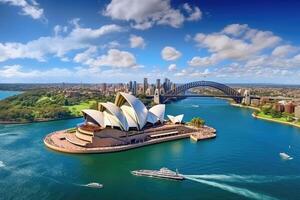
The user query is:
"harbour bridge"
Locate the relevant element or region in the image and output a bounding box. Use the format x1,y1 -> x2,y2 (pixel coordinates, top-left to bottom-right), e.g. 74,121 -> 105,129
152,81 -> 245,104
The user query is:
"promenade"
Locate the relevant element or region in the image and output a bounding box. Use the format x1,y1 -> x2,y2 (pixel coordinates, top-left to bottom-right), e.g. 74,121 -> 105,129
44,125 -> 216,154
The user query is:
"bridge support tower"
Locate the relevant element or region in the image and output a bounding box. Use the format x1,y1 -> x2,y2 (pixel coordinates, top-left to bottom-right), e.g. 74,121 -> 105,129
154,88 -> 162,104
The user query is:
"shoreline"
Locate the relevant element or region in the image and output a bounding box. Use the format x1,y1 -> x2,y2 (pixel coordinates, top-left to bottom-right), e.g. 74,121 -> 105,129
230,103 -> 260,111
44,125 -> 216,154
0,116 -> 82,125
252,113 -> 300,128
231,102 -> 300,129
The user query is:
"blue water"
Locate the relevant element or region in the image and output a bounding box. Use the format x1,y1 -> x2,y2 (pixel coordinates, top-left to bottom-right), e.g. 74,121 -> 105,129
0,94 -> 300,200
0,90 -> 21,100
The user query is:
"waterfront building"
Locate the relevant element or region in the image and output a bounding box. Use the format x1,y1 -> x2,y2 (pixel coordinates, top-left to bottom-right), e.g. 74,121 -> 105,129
284,102 -> 295,114
44,92 -> 204,152
260,97 -> 270,105
250,99 -> 260,107
274,101 -> 285,112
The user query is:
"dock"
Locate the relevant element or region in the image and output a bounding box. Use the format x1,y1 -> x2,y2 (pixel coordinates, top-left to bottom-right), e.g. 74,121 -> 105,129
189,126 -> 217,141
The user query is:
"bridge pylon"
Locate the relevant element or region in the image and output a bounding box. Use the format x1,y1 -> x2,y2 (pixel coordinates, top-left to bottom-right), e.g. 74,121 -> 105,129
154,88 -> 162,104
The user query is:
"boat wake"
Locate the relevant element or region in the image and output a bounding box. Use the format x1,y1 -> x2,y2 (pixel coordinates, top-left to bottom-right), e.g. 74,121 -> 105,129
183,175 -> 279,200
76,182 -> 103,189
0,161 -> 5,168
186,174 -> 300,183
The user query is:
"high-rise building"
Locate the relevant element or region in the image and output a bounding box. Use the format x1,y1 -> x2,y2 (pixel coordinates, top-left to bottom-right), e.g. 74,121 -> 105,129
143,78 -> 148,94
156,79 -> 161,90
171,83 -> 176,92
163,78 -> 170,92
274,102 -> 285,112
284,102 -> 295,114
128,81 -> 133,93
132,81 -> 137,95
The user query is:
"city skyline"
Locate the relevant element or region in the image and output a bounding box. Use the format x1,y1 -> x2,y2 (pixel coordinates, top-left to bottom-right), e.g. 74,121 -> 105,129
1,0 -> 300,84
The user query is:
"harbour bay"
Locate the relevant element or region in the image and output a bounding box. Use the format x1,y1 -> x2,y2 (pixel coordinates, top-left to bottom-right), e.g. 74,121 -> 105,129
1,93 -> 300,200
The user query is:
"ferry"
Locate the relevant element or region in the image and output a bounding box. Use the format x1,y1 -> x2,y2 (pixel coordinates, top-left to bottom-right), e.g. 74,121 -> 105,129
131,167 -> 184,180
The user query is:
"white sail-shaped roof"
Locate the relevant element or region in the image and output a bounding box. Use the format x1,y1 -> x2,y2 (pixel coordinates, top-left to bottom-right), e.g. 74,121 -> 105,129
147,111 -> 159,124
149,104 -> 165,123
99,102 -> 129,131
120,105 -> 138,128
82,109 -> 105,127
103,111 -> 122,128
115,92 -> 148,130
167,114 -> 184,124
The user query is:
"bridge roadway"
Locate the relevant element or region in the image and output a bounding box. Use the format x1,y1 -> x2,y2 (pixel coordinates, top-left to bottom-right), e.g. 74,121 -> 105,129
162,94 -> 251,99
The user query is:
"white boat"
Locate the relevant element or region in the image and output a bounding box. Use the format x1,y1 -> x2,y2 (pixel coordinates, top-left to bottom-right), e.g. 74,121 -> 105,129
131,167 -> 184,180
84,182 -> 103,188
279,152 -> 293,160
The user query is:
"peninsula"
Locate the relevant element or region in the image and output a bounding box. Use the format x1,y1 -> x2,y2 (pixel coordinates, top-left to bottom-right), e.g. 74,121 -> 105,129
44,92 -> 216,154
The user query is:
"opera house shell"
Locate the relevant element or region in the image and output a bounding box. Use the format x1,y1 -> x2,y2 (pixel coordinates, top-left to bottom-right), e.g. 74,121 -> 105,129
82,92 -> 166,132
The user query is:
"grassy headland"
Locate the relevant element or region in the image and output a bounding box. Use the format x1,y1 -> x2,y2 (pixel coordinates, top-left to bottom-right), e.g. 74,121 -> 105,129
0,89 -> 114,123
0,90 -> 153,124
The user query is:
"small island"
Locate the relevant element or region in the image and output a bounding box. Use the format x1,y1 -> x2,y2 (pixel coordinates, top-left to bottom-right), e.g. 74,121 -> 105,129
44,92 -> 216,154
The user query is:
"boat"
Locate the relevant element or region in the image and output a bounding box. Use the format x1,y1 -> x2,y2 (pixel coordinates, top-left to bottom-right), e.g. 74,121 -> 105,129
279,152 -> 293,160
131,167 -> 184,180
84,182 -> 103,188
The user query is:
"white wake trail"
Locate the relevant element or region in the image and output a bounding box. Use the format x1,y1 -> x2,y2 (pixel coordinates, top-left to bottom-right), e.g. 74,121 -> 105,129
0,161 -> 5,168
184,176 -> 279,200
187,174 -> 300,183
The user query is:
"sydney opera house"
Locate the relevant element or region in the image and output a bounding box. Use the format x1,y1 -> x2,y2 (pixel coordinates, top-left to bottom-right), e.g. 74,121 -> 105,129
44,92 -> 203,153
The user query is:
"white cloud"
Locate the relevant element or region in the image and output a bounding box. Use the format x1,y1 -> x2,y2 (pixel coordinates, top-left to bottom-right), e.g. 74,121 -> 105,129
222,24 -> 249,37
73,46 -> 97,64
53,25 -> 68,36
188,55 -> 218,67
174,68 -> 210,77
0,0 -> 44,20
0,21 -> 123,62
0,64 -> 149,83
161,46 -> 182,61
168,63 -> 177,71
129,35 -> 146,48
103,0 -> 202,30
271,45 -> 297,57
183,3 -> 202,21
193,24 -> 281,63
75,49 -> 139,68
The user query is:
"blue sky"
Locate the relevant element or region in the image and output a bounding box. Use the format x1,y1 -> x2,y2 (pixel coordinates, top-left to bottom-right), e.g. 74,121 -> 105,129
0,0 -> 300,84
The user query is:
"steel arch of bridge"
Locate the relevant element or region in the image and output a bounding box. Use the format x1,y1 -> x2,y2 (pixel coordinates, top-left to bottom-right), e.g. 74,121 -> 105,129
163,81 -> 242,103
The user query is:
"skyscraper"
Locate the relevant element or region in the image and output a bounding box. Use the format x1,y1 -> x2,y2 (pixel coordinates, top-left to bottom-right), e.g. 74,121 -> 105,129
128,81 -> 133,93
156,79 -> 161,90
133,81 -> 137,95
143,78 -> 148,94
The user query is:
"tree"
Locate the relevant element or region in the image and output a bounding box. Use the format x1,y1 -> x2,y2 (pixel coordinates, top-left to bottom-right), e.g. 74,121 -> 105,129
190,117 -> 205,128
262,106 -> 272,115
270,109 -> 282,118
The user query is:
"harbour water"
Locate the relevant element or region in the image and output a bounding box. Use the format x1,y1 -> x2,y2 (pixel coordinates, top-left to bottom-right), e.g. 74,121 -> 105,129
0,91 -> 21,100
1,93 -> 300,200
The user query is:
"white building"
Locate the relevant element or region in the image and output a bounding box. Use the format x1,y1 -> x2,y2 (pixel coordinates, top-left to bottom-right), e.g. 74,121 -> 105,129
83,92 -> 166,131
